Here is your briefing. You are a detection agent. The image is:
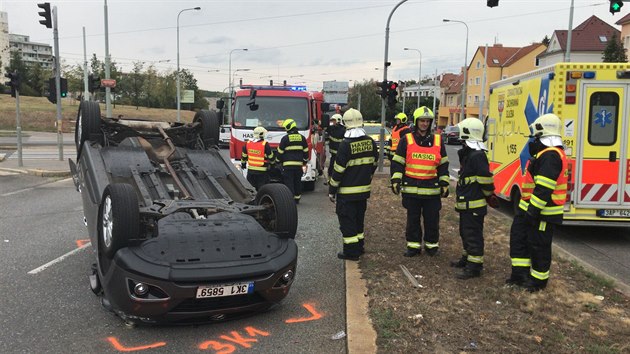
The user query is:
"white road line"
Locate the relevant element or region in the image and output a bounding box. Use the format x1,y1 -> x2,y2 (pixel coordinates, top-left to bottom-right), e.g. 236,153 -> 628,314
1,178 -> 73,197
28,242 -> 91,275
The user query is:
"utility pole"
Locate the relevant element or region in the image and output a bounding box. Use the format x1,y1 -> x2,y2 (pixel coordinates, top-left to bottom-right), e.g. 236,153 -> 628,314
479,44 -> 488,120
104,0 -> 112,118
52,6 -> 63,160
564,0 -> 575,62
83,27 -> 89,101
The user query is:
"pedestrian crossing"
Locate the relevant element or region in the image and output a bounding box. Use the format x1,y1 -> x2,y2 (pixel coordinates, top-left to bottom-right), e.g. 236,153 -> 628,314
6,148 -> 76,160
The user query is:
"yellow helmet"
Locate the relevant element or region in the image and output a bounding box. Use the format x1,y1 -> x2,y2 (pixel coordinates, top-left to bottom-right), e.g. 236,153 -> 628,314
395,112 -> 408,124
253,126 -> 268,139
457,117 -> 484,142
331,113 -> 342,121
282,118 -> 297,131
342,108 -> 364,129
412,106 -> 434,125
530,113 -> 561,137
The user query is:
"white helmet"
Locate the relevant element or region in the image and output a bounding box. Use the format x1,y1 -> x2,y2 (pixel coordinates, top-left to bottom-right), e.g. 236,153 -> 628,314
457,117 -> 484,142
530,113 -> 561,138
342,108 -> 363,129
253,126 -> 268,139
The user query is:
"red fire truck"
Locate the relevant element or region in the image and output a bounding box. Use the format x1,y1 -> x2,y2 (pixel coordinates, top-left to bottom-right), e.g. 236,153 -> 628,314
229,84 -> 327,191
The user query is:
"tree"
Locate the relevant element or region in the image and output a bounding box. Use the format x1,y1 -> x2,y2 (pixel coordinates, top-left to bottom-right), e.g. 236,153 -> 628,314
26,61 -> 50,96
542,35 -> 550,46
602,33 -> 628,63
129,61 -> 145,109
5,51 -> 37,96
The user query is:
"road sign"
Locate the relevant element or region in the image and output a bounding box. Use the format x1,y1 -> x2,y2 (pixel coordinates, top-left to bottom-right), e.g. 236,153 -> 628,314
181,90 -> 195,103
100,79 -> 116,88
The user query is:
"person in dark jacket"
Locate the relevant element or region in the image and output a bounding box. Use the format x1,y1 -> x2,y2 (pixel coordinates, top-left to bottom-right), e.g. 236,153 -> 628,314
390,106 -> 449,257
506,113 -> 567,292
451,118 -> 497,279
329,108 -> 378,261
326,114 -> 346,184
277,118 -> 309,203
241,126 -> 275,190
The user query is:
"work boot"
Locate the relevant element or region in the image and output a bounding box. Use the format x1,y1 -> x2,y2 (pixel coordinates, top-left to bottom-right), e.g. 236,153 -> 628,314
450,255 -> 467,268
505,268 -> 529,286
456,267 -> 482,280
337,252 -> 360,261
424,247 -> 439,257
403,248 -> 421,257
523,278 -> 547,293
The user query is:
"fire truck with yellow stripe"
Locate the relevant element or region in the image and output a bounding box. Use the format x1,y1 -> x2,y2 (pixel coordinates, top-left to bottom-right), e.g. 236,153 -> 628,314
486,63 -> 630,227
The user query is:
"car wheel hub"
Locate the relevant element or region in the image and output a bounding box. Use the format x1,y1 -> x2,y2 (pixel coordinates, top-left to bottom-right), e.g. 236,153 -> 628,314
102,196 -> 113,248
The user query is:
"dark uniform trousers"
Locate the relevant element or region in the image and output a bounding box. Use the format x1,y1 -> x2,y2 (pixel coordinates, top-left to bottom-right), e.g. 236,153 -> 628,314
246,172 -> 269,191
402,196 -> 441,247
459,211 -> 485,270
336,198 -> 367,256
327,154 -> 336,180
282,168 -> 303,201
509,210 -> 554,286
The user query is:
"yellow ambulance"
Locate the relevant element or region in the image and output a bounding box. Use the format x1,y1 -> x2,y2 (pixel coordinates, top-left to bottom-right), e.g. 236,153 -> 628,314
486,63 -> 630,227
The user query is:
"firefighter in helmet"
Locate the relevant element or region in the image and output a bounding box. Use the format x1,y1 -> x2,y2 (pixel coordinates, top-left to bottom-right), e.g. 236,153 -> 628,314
329,108 -> 378,260
390,106 -> 450,257
277,118 -> 309,203
387,112 -> 411,160
506,113 -> 567,292
326,113 -> 346,183
241,126 -> 274,190
451,117 -> 498,279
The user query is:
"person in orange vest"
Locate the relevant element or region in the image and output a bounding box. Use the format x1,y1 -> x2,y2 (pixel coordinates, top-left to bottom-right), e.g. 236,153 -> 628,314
390,106 -> 450,257
506,113 -> 567,292
241,126 -> 275,190
387,112 -> 411,160
451,118 -> 498,279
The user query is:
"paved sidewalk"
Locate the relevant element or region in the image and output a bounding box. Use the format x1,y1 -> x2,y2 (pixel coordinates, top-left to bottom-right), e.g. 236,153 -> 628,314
0,131 -> 74,177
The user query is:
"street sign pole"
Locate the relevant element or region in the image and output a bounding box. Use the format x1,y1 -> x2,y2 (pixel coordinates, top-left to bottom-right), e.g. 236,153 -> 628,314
53,5 -> 63,160
15,89 -> 23,167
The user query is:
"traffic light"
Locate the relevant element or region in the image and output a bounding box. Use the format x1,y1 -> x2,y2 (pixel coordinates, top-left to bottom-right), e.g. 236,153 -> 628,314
88,74 -> 101,93
4,72 -> 20,98
37,3 -> 52,28
386,81 -> 399,108
610,0 -> 624,14
47,77 -> 56,103
375,81 -> 388,98
60,78 -> 68,98
487,0 -> 499,7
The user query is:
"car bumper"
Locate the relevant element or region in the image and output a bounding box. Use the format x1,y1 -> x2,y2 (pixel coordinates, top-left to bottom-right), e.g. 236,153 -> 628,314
100,240 -> 298,324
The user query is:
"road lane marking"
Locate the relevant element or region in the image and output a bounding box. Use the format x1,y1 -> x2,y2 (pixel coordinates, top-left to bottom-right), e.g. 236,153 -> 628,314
27,242 -> 91,275
1,177 -> 73,197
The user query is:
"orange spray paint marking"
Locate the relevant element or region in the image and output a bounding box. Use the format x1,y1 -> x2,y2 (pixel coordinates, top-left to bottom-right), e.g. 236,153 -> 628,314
106,337 -> 166,352
76,239 -> 90,248
219,331 -> 258,348
198,340 -> 236,353
244,326 -> 270,337
285,304 -> 323,323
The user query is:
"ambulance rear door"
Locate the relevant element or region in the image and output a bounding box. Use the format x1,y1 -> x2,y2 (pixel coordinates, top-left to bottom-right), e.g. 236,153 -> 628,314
575,83 -> 630,216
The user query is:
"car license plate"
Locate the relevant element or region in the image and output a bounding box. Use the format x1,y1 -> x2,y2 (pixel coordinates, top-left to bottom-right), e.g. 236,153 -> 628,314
196,282 -> 254,298
597,209 -> 630,218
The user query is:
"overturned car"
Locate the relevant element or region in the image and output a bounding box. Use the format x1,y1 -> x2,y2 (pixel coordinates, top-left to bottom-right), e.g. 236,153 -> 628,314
69,101 -> 298,325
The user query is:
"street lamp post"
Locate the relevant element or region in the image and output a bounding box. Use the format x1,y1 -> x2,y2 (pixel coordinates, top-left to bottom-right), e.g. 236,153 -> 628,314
443,18 -> 469,123
404,47 -> 422,107
228,48 -> 248,121
231,69 -> 250,94
176,6 -> 201,123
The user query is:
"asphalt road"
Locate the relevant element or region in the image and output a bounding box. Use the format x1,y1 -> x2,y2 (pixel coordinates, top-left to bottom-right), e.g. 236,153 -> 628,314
0,174 -> 347,353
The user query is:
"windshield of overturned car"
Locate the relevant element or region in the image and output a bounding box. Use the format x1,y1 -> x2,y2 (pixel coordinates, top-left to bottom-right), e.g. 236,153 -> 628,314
233,97 -> 309,131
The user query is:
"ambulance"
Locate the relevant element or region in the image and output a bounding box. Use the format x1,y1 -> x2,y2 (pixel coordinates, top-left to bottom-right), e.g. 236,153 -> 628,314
486,62 -> 630,227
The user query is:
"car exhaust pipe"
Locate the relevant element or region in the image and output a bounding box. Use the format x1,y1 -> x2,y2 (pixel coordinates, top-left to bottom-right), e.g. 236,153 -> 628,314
157,126 -> 192,200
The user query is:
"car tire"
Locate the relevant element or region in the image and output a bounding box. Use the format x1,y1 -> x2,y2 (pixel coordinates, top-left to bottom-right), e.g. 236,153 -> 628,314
75,101 -> 102,155
194,110 -> 221,148
99,183 -> 139,259
255,184 -> 298,239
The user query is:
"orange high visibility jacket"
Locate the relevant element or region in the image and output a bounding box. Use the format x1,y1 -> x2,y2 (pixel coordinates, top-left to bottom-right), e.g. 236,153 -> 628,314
404,133 -> 442,180
246,140 -> 269,172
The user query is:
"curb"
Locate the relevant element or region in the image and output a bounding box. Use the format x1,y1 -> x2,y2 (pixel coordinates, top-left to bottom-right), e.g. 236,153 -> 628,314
0,167 -> 71,178
345,261 -> 377,354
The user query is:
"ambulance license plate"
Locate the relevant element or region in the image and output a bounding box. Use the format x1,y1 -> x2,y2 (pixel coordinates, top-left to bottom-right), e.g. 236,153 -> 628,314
597,209 -> 630,218
196,282 -> 254,298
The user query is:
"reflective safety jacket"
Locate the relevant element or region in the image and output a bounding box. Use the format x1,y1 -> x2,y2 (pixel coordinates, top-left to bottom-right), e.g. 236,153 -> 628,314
387,123 -> 411,159
329,135 -> 378,201
326,124 -> 346,156
277,128 -> 309,170
518,146 -> 568,224
391,132 -> 449,198
455,148 -> 495,213
242,140 -> 274,173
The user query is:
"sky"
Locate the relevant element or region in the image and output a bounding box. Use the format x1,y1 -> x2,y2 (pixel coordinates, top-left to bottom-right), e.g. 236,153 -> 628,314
0,0 -> 622,92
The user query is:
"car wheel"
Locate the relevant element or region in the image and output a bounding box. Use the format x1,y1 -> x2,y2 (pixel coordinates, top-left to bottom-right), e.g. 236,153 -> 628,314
75,101 -> 102,153
99,183 -> 139,259
194,110 -> 221,148
511,188 -> 521,215
89,263 -> 103,296
255,184 -> 298,239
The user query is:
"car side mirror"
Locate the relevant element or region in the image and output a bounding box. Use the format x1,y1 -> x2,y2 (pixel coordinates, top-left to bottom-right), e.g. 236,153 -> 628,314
216,99 -> 225,110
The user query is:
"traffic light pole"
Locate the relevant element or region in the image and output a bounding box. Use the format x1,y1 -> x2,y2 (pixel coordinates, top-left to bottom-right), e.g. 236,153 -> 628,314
53,5 -> 63,160
378,0 -> 408,173
15,89 -> 23,167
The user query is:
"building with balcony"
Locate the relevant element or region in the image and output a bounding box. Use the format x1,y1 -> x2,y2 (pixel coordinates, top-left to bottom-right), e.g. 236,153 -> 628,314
437,72 -> 463,128
9,33 -> 53,69
0,11 -> 9,71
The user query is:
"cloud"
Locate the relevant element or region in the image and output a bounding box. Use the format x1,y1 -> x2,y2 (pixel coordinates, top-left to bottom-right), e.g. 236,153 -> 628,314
141,46 -> 166,55
189,36 -> 232,45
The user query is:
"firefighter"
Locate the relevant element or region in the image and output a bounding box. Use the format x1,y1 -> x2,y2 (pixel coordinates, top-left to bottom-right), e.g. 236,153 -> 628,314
506,113 -> 567,292
329,108 -> 378,261
241,126 -> 274,190
277,118 -> 309,204
387,112 -> 411,160
391,106 -> 450,257
451,118 -> 498,279
326,113 -> 346,184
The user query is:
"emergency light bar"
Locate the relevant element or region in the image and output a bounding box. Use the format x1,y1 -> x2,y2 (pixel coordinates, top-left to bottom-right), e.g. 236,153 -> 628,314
240,84 -> 307,91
